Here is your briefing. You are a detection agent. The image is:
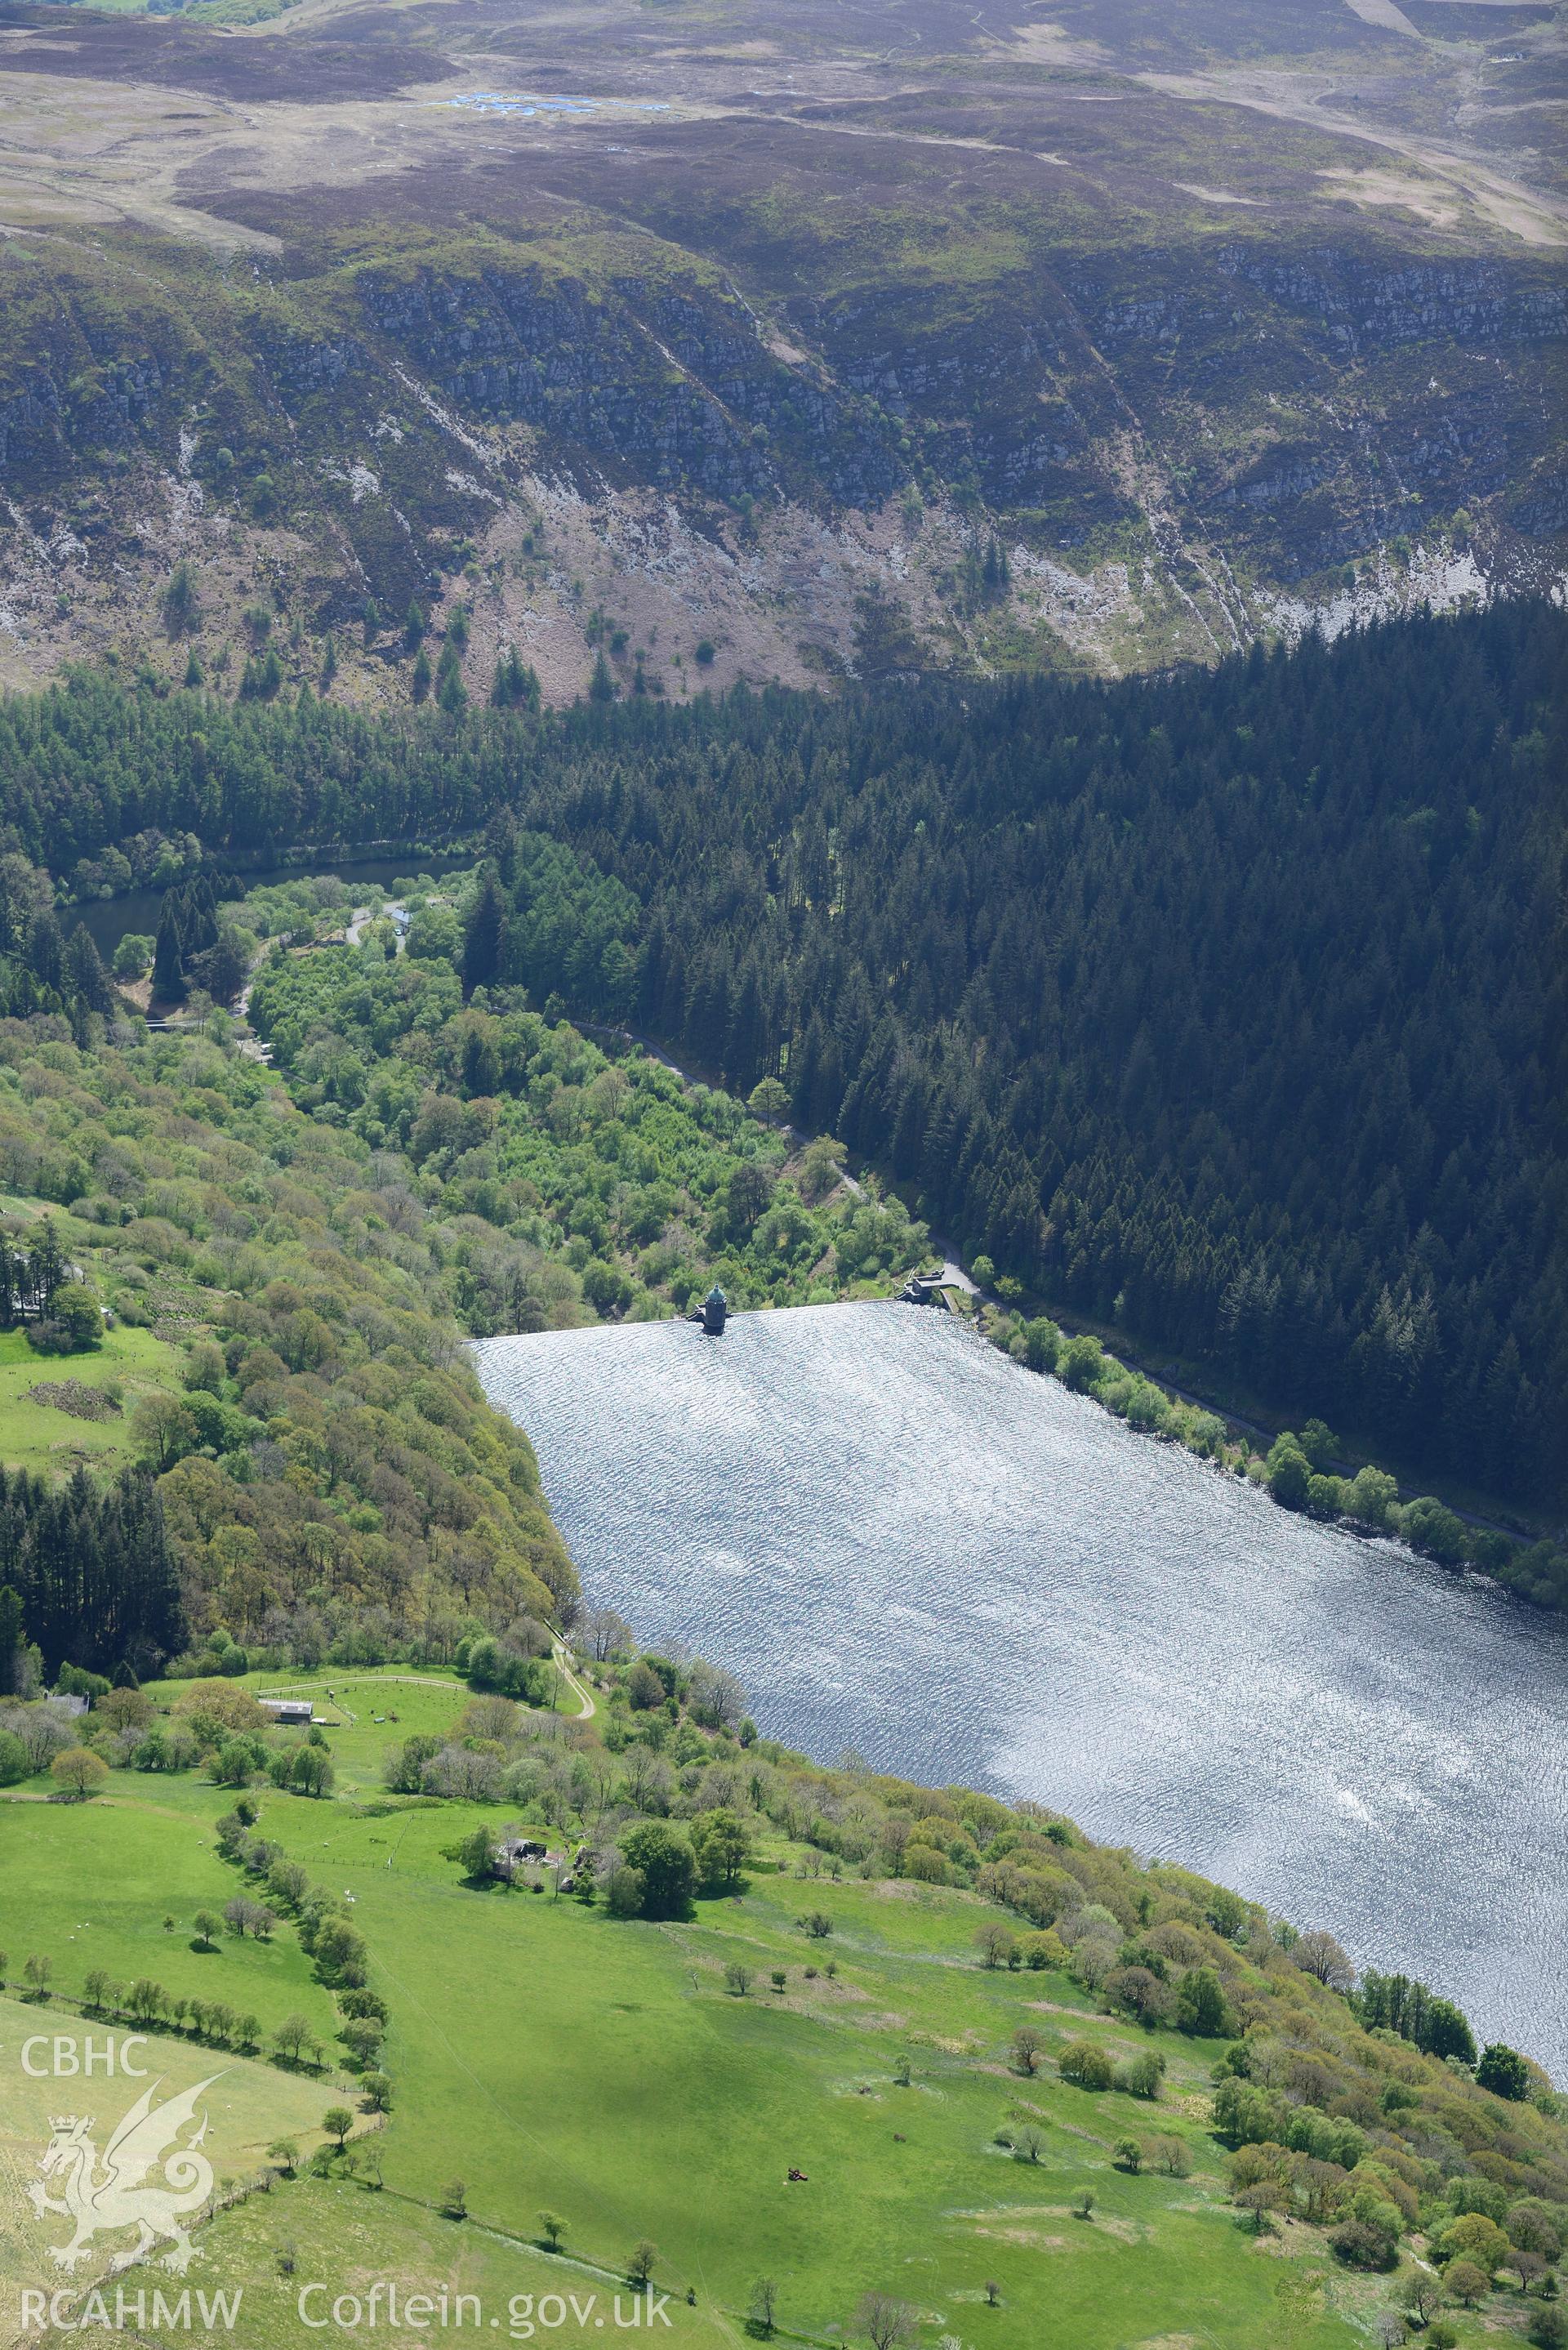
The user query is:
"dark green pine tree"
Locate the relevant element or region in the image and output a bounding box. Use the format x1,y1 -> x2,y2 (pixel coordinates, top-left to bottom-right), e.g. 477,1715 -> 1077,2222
152,902 -> 185,1002
461,1025 -> 501,1097
0,1581 -> 21,1697
181,874 -> 219,956
483,805 -> 520,885
27,909 -> 65,995
434,638 -> 466,713
30,1220 -> 65,1315
65,926 -> 114,1015
0,1465 -> 182,1679
461,869 -> 507,999
494,648 -> 539,711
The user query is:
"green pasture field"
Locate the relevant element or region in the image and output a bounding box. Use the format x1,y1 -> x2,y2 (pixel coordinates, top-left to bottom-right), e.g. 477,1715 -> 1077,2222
0,1784 -> 338,2053
0,1991 -> 334,2308
171,2181 -> 741,2350
0,1323 -> 181,1477
237,1673 -> 522,1792
136,1670 -> 575,1799
2,1696 -> 1386,2347
308,1804 -> 1366,2346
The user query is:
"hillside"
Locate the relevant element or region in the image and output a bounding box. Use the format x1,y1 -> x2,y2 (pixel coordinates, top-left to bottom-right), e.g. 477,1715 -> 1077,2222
0,1020 -> 577,1670
2,602 -> 1561,1523
0,0 -> 1561,698
5,1656 -> 1567,2349
0,939 -> 943,1677
0,646 -> 1560,2344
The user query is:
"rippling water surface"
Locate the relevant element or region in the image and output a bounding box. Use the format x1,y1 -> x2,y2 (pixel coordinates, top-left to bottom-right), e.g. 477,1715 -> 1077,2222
474,1303 -> 1568,2071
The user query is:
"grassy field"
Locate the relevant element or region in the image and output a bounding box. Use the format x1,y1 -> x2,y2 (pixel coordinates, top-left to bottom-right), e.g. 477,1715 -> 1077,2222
300,1810 -> 1366,2346
0,1678 -> 1386,2350
0,1323 -> 181,1478
221,1673 -> 580,1783
0,1784 -> 339,2055
0,1991 -> 335,2307
174,2180 -> 742,2350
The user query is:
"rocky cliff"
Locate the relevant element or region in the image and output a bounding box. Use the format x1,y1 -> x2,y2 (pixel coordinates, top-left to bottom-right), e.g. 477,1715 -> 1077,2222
0,0 -> 1561,702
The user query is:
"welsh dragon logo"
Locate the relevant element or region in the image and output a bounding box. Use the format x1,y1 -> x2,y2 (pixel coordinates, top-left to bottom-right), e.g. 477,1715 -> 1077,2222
28,2076 -> 220,2276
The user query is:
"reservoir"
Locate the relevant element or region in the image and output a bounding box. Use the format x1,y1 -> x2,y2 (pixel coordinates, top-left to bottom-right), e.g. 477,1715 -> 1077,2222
474,1302 -> 1568,2076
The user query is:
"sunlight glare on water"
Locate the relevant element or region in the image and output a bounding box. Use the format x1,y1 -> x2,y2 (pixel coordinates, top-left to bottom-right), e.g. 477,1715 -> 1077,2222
474,1301 -> 1568,2072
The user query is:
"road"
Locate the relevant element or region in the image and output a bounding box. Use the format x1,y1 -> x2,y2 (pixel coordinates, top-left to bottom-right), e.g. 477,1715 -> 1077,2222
553,1640 -> 597,1720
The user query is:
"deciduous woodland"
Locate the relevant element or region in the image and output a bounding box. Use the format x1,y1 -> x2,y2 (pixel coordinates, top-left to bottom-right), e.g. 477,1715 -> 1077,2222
3,601 -> 1561,1514
0,1028 -> 577,1676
